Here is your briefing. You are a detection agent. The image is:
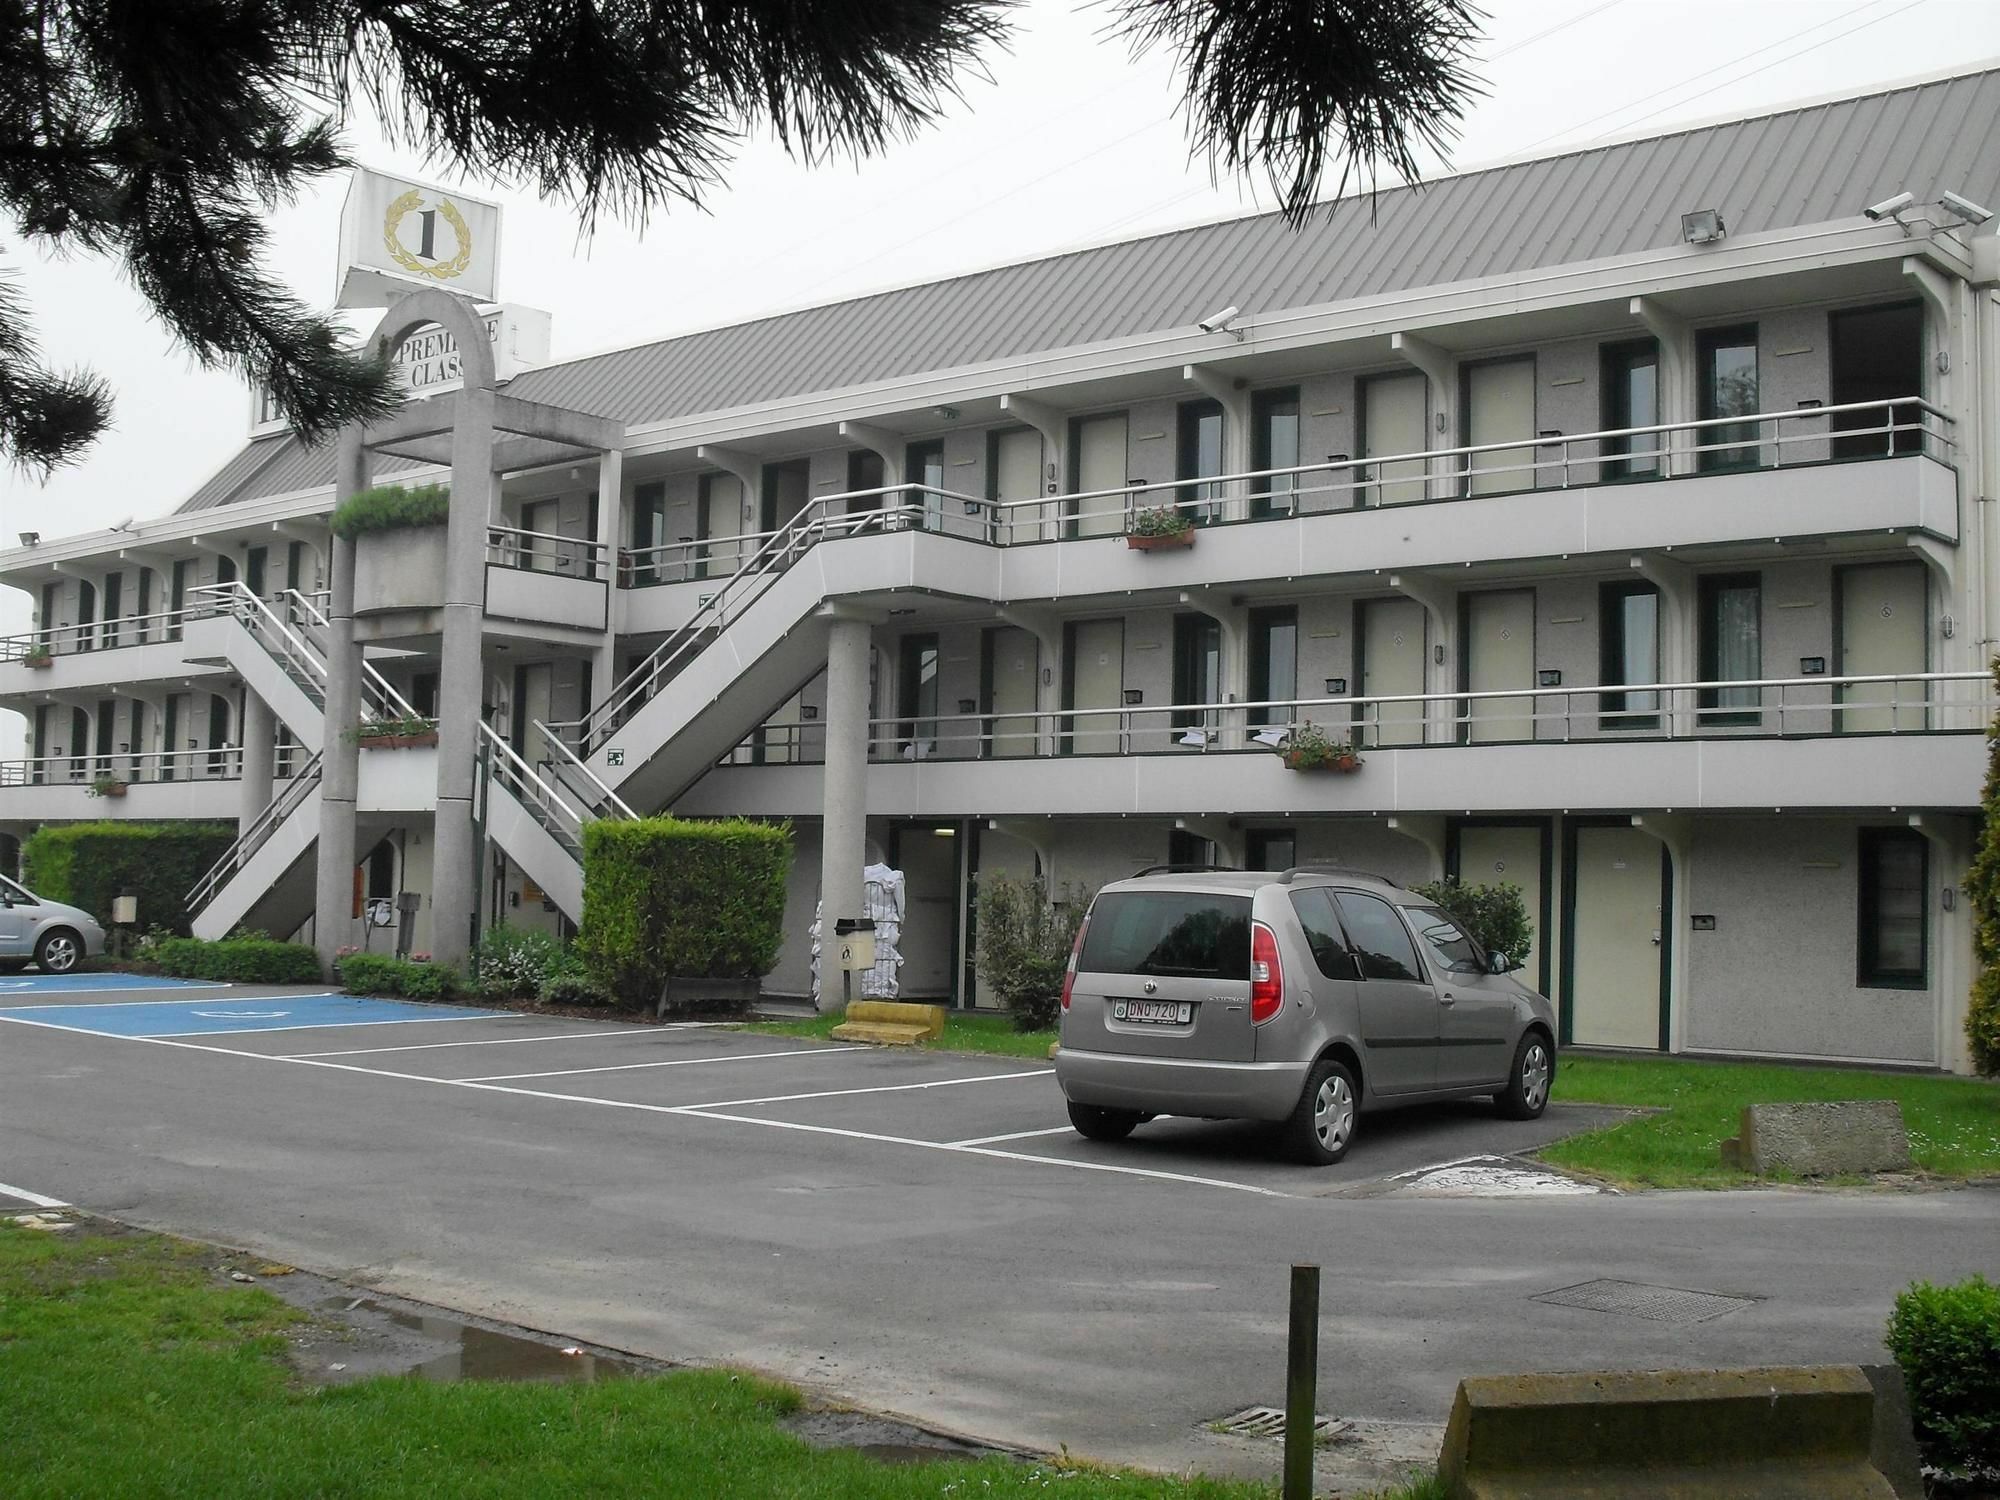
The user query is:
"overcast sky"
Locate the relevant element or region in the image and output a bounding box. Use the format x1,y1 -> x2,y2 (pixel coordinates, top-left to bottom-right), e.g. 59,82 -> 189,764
5,0 -> 2000,751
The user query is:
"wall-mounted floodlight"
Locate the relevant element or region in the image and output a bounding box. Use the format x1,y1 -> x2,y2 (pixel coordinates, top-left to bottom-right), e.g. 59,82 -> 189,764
18,531 -> 39,547
1197,305 -> 1244,341
1940,190 -> 1994,226
1863,191 -> 1915,222
108,515 -> 134,533
1680,209 -> 1726,245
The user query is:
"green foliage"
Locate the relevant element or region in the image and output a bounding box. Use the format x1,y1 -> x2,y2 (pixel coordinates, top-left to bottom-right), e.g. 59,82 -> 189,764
150,937 -> 321,984
1411,876 -> 1533,965
19,821 -> 236,936
576,817 -> 791,1007
538,968 -> 613,1007
1886,1275 -> 2000,1476
474,926 -> 566,1000
1128,503 -> 1193,537
84,773 -> 127,798
328,483 -> 450,540
974,873 -> 1085,1032
349,713 -> 436,743
337,953 -> 461,1000
1966,658 -> 2000,1075
1277,720 -> 1359,771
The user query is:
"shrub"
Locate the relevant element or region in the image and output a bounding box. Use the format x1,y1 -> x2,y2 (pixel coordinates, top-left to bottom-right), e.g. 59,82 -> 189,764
576,816 -> 790,1008
337,952 -> 461,1000
539,969 -> 612,1007
974,873 -> 1085,1032
1886,1274 -> 2000,1477
329,482 -> 450,540
150,936 -> 321,984
1965,659 -> 2000,1075
1411,876 -> 1533,966
20,821 -> 236,936
475,925 -> 566,1000
1128,502 -> 1192,537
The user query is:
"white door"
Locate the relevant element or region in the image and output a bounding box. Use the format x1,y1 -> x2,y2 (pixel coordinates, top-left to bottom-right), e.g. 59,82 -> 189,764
1567,825 -> 1665,1050
1067,620 -> 1124,755
518,665 -> 553,761
1362,372 -> 1428,505
699,475 -> 742,578
1072,413 -> 1128,537
1839,562 -> 1927,732
1360,598 -> 1426,746
986,627 -> 1039,758
1465,359 -> 1536,495
993,428 -> 1046,543
1465,589 -> 1536,742
1455,824 -> 1546,993
521,499 -> 558,572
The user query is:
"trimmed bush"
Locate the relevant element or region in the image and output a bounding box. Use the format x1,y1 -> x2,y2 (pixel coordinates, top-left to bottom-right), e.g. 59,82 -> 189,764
576,816 -> 790,1008
1410,876 -> 1533,966
337,953 -> 461,1000
150,936 -> 321,984
20,821 -> 236,936
974,873 -> 1085,1032
1964,658 -> 2000,1075
329,482 -> 450,540
1886,1274 -> 2000,1477
539,969 -> 612,1007
474,925 -> 567,1000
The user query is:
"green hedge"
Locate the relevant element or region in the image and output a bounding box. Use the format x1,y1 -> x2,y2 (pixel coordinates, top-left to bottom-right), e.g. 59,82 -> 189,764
576,817 -> 790,1007
337,953 -> 461,1000
1887,1275 -> 2000,1476
150,936 -> 321,984
20,822 -> 236,936
329,482 -> 450,540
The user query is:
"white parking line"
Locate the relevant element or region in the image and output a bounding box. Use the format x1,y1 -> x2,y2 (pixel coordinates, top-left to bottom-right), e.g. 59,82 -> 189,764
0,1017 -> 1288,1198
290,1028 -> 647,1058
681,1069 -> 1053,1113
948,1125 -> 1075,1147
0,1180 -> 70,1209
459,1045 -> 869,1083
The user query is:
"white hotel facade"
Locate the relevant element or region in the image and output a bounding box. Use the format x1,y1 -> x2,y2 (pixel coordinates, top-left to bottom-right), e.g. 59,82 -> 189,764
5,69 -> 1998,1072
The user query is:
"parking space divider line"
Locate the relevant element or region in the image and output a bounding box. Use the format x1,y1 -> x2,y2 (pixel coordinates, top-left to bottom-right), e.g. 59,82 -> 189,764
679,1069 -> 1053,1113
0,1017 -> 1293,1199
0,1180 -> 70,1209
288,1028 -> 649,1058
946,1125 -> 1077,1147
460,1045 -> 869,1082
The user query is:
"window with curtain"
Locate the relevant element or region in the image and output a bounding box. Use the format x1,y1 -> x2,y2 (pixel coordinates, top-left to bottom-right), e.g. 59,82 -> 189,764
1599,582 -> 1660,730
1698,573 -> 1762,725
1251,387 -> 1300,517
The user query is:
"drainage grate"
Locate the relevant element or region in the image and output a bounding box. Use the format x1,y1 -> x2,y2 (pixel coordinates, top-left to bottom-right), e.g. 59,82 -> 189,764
1533,1278 -> 1758,1325
1212,1405 -> 1352,1442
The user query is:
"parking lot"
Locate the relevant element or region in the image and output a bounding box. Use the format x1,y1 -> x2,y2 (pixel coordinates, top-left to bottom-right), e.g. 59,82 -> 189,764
5,974 -> 1998,1482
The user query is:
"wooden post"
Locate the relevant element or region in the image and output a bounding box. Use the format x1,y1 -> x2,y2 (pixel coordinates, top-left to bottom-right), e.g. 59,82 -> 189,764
1284,1263 -> 1320,1500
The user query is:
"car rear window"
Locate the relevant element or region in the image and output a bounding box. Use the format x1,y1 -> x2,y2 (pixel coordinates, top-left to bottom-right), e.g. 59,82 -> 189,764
1079,891 -> 1252,978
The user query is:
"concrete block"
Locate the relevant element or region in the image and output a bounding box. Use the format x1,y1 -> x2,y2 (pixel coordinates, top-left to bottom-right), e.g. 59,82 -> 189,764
1719,1100 -> 1912,1177
828,1001 -> 945,1046
1438,1365 -> 1899,1499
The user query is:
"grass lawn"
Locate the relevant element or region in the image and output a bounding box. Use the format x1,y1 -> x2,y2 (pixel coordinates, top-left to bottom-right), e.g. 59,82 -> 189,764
1541,1054 -> 2000,1189
747,1008 -> 1060,1059
1,1219 -> 1445,1499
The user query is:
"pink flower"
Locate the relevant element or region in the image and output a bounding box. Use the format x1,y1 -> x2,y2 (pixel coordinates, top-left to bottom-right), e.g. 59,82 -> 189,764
411,952 -> 431,963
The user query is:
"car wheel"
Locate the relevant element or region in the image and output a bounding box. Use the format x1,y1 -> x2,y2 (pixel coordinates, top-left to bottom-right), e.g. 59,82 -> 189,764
1067,1100 -> 1142,1142
1281,1057 -> 1359,1165
1496,1031 -> 1554,1120
35,928 -> 82,975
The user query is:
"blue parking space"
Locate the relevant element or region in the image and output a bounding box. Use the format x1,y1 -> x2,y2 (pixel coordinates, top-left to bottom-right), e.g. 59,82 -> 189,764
0,972 -> 206,994
0,993 -> 509,1038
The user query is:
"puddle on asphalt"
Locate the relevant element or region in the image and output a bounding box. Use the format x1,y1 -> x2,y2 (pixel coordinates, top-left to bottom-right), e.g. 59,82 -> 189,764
313,1296 -> 637,1384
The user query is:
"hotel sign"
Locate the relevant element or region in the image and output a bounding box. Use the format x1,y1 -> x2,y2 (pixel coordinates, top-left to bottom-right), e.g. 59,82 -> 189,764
336,168 -> 501,309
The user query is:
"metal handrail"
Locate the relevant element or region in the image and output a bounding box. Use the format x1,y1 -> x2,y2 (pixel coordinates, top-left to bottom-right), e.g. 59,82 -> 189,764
481,722 -> 587,850
0,747 -> 278,786
185,750 -> 324,912
275,588 -> 422,722
532,719 -> 636,821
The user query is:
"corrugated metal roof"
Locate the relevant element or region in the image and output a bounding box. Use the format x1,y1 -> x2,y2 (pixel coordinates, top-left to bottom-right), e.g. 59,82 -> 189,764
181,66 -> 2000,513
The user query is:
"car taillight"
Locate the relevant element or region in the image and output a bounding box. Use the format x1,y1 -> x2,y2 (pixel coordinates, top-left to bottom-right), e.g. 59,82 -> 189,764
1250,921 -> 1283,1025
1061,913 -> 1091,1013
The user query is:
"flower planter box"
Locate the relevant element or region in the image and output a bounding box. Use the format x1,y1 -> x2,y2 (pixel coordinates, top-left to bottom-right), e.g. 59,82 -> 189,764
23,654 -> 53,670
92,782 -> 129,798
1126,530 -> 1195,551
358,731 -> 440,750
1283,752 -> 1362,773
352,524 -> 449,616
655,975 -> 763,1019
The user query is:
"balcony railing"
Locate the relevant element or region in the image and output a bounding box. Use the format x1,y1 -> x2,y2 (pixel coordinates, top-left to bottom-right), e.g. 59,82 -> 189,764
487,524 -> 610,580
717,670 -> 1991,767
0,747 -> 298,787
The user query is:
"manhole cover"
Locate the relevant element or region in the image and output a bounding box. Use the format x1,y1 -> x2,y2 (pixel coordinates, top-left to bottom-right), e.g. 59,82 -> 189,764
1212,1405 -> 1352,1442
1533,1278 -> 1757,1325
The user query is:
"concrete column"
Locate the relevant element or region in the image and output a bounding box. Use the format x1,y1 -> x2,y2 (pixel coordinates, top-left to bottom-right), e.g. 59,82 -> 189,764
431,384 -> 497,969
239,692 -> 275,835
817,614 -> 874,1014
314,431 -> 368,972
593,448 -> 622,729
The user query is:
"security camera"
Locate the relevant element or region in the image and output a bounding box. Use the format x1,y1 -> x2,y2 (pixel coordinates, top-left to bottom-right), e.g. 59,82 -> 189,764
1197,306 -> 1241,334
1940,190 -> 1994,226
1863,191 -> 1914,221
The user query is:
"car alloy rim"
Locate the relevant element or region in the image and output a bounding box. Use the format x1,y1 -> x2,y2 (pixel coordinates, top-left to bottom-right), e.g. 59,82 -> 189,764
1522,1044 -> 1551,1111
1313,1074 -> 1354,1149
45,936 -> 77,972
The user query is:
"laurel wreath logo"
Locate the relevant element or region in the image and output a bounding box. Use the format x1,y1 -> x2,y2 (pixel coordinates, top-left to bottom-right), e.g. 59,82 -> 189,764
382,190 -> 474,281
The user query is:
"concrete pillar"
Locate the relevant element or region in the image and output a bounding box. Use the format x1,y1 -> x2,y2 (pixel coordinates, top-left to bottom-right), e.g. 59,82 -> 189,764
431,384 -> 497,969
592,448 -> 622,731
314,431 -> 368,972
239,692 -> 274,835
817,614 -> 874,1014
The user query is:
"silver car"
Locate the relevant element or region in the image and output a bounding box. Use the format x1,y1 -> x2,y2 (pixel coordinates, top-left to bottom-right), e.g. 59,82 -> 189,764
1055,868 -> 1558,1164
0,875 -> 105,974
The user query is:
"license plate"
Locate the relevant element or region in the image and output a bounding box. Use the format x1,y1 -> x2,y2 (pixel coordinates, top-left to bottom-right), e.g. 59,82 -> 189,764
1113,999 -> 1192,1025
